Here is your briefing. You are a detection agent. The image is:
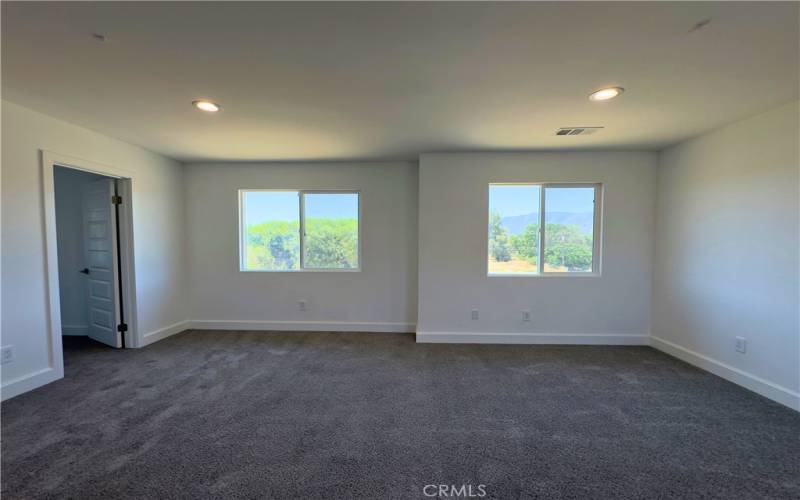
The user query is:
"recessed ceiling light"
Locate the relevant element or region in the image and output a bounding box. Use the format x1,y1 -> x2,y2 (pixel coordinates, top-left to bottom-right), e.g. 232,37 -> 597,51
588,87 -> 624,102
192,100 -> 221,112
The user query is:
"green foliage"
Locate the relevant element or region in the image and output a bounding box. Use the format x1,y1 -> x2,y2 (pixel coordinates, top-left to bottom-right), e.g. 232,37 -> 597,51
249,214 -> 591,272
491,216 -> 593,272
303,218 -> 358,269
246,218 -> 358,270
510,223 -> 540,264
544,224 -> 593,271
488,212 -> 512,262
246,220 -> 300,270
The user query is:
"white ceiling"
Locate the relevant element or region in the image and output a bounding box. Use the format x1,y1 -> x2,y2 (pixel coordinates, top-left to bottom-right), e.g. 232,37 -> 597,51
2,1 -> 797,162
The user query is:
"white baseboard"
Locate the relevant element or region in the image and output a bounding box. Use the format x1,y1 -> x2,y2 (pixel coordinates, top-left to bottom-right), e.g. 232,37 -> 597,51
1,367 -> 62,401
416,331 -> 650,345
651,335 -> 800,412
61,324 -> 89,336
190,320 -> 415,333
141,320 -> 192,347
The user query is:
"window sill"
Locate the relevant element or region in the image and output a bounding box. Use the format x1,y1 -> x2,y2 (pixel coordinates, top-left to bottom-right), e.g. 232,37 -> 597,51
240,268 -> 361,273
487,272 -> 601,278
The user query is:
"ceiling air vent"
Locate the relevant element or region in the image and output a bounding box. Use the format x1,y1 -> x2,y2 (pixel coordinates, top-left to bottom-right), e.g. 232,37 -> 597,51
555,127 -> 603,136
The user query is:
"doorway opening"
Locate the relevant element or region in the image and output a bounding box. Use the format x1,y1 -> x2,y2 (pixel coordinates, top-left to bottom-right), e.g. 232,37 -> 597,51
41,150 -> 139,385
53,166 -> 128,349
40,150 -> 142,388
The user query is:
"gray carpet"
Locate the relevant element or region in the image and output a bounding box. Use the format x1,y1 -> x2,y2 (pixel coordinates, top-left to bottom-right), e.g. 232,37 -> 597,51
2,331 -> 799,499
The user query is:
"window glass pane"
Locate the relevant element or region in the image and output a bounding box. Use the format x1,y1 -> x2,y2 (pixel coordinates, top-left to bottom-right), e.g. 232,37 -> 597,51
242,191 -> 300,270
544,187 -> 595,272
488,185 -> 540,274
303,193 -> 359,269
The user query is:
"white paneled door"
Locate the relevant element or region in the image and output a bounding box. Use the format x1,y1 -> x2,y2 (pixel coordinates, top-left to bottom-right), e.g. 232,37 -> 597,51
81,178 -> 122,348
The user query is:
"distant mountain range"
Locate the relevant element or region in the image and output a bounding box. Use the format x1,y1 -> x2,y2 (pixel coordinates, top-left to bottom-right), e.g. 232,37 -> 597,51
501,212 -> 593,235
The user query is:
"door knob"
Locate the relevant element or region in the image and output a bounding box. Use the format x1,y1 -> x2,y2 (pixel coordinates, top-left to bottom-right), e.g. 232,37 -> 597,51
79,268 -> 90,275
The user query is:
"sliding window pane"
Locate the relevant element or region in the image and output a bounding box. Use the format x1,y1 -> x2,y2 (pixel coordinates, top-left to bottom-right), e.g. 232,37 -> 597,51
488,185 -> 540,274
303,193 -> 359,269
544,187 -> 595,272
242,191 -> 300,270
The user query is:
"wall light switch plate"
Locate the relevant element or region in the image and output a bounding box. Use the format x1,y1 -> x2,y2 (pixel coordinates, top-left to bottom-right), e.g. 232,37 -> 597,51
735,337 -> 747,354
471,309 -> 479,320
522,310 -> 531,322
298,300 -> 307,312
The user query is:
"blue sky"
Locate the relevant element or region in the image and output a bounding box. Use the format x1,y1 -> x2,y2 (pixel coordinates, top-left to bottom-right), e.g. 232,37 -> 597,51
244,187 -> 589,224
489,185 -> 594,216
244,191 -> 358,224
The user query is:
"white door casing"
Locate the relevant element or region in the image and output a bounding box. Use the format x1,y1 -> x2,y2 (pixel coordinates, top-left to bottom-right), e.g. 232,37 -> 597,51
11,151 -> 138,402
82,178 -> 122,348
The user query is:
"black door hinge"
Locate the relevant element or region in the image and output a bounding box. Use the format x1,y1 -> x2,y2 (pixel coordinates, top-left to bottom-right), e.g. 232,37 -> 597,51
111,195 -> 122,205
117,323 -> 128,333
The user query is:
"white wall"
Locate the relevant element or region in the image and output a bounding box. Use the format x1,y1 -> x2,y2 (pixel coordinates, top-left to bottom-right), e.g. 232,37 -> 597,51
53,166 -> 106,335
1,100 -> 188,398
417,152 -> 657,342
184,161 -> 418,331
652,101 -> 799,410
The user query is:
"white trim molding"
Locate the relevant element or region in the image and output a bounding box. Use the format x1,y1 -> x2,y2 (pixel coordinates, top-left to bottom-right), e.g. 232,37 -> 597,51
40,150 -> 139,352
416,332 -> 649,345
191,320 -> 415,333
651,335 -> 800,412
141,320 -> 193,347
1,368 -> 61,401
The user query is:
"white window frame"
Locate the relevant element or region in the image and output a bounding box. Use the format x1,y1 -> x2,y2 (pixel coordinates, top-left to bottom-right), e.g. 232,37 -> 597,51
487,182 -> 603,277
239,189 -> 361,272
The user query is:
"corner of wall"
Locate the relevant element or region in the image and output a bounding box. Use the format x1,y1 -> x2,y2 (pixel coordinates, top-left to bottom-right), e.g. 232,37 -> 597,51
647,100 -> 800,412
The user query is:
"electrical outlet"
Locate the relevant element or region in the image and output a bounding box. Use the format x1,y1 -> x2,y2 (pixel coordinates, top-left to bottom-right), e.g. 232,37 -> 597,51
471,309 -> 479,320
522,310 -> 531,322
0,346 -> 14,365
298,300 -> 307,312
735,337 -> 747,354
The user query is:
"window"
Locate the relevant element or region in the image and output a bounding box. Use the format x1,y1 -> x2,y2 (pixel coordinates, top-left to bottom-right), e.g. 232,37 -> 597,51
240,190 -> 359,271
488,183 -> 601,275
